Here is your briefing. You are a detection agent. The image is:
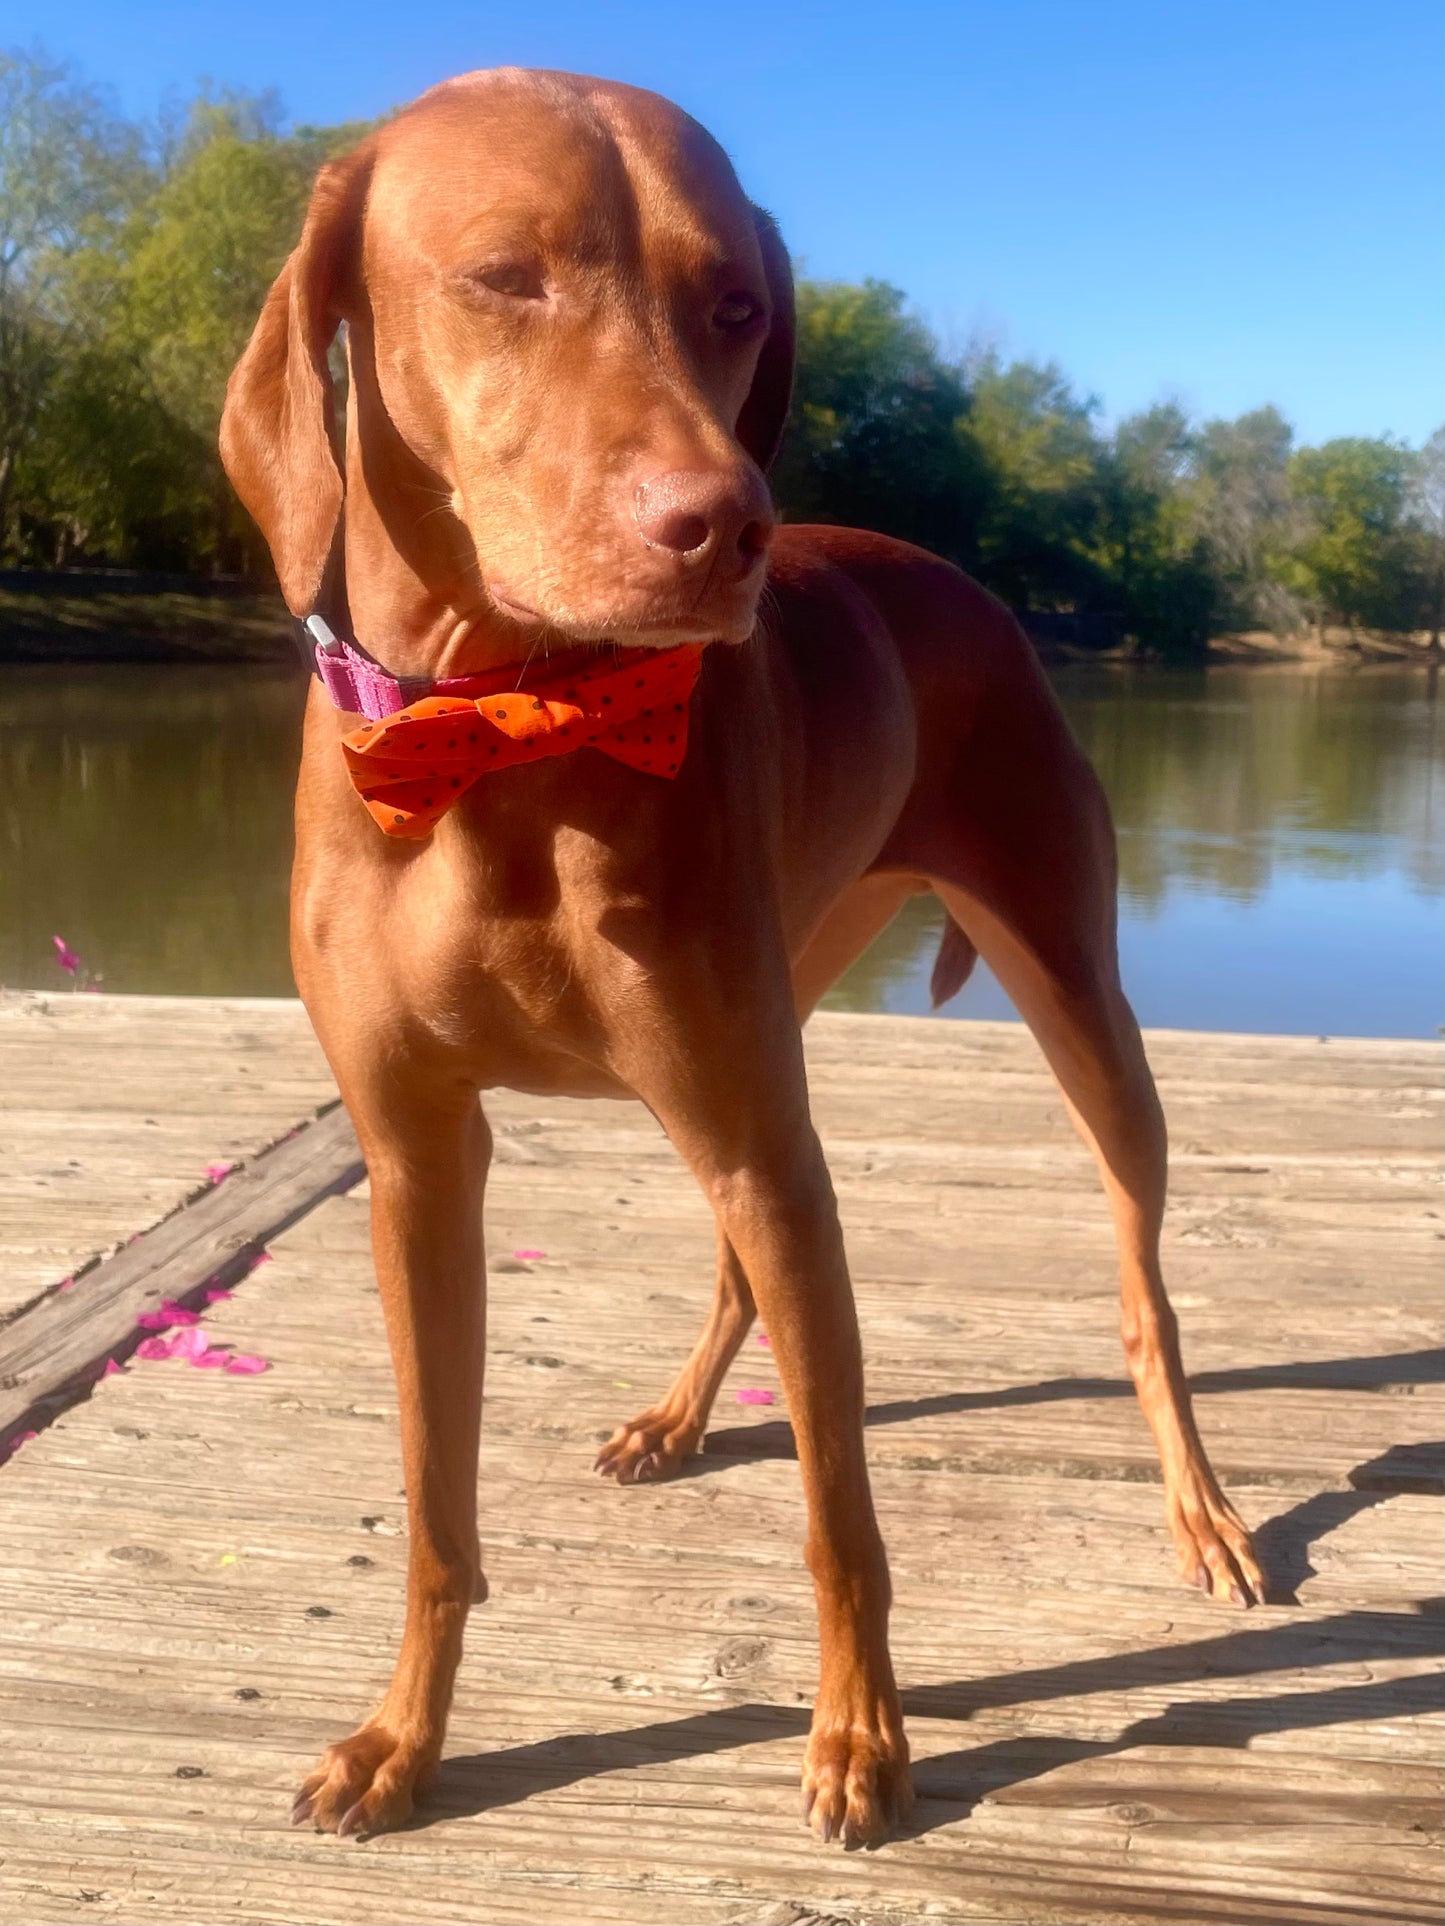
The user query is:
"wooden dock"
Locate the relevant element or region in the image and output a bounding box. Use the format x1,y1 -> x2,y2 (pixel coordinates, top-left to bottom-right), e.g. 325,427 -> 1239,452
0,991 -> 1440,1925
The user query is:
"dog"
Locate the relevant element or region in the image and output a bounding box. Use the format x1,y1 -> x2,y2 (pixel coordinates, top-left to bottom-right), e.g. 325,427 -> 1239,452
219,67 -> 1265,1847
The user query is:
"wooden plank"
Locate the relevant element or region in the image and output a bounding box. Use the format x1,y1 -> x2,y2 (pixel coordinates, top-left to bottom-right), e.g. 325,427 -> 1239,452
0,990 -> 336,1316
0,1105 -> 363,1441
0,1001 -> 1440,1923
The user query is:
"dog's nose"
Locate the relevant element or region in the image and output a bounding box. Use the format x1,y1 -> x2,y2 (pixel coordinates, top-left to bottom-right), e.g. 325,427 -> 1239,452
633,468 -> 773,567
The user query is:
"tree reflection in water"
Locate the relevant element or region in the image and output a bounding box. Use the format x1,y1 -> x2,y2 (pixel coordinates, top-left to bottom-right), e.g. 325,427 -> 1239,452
1,660 -> 1439,1033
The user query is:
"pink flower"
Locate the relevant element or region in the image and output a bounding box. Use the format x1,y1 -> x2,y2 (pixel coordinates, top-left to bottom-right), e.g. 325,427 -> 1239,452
512,1248 -> 547,1261
135,1335 -> 179,1360
168,1327 -> 211,1361
51,935 -> 80,975
136,1307 -> 198,1329
224,1354 -> 269,1375
205,1162 -> 236,1185
0,1429 -> 39,1464
734,1387 -> 775,1406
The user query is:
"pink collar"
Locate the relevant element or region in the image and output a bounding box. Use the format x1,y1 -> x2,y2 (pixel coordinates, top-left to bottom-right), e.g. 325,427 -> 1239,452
304,614 -> 496,721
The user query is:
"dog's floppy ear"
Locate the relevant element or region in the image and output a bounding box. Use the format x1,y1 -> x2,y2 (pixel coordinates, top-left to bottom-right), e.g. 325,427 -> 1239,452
735,207 -> 796,474
219,145 -> 373,616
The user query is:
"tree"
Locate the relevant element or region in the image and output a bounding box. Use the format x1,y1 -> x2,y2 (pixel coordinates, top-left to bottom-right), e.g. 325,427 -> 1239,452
770,279 -> 986,564
1093,404 -> 1218,651
1402,427 -> 1444,646
1187,406 -> 1305,633
961,352 -> 1104,609
1285,436 -> 1425,634
0,48 -> 145,550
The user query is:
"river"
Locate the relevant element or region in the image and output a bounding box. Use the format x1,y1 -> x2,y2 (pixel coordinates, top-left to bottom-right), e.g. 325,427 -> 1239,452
1,660 -> 1439,1038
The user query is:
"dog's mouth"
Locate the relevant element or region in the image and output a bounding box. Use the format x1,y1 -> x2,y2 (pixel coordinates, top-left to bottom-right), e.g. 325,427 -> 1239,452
486,586 -> 546,626
485,581 -> 751,649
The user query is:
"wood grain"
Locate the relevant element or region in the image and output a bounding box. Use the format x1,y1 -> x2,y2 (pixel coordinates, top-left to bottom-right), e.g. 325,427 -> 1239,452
0,1001 -> 1438,1925
0,991 -> 335,1318
0,1105 -> 362,1440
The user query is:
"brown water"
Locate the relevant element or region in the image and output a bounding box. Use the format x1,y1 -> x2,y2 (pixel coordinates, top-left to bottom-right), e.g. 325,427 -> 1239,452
2,660 -> 1440,1035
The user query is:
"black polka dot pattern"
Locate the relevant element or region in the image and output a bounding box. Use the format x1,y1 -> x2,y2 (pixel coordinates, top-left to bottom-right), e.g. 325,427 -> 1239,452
338,643 -> 704,837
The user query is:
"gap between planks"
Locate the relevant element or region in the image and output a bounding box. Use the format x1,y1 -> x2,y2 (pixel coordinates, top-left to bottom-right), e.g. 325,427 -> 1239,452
0,1105 -> 364,1446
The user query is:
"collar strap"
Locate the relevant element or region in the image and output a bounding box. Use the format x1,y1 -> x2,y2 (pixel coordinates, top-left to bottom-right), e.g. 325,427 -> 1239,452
302,614 -> 497,721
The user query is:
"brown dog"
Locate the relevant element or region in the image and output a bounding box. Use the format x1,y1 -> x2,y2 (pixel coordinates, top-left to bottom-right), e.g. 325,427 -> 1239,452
220,67 -> 1265,1846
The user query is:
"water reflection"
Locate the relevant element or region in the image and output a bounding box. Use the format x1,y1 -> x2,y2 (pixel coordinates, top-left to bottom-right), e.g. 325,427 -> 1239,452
827,664 -> 1442,1037
1,660 -> 1439,1034
0,665 -> 305,996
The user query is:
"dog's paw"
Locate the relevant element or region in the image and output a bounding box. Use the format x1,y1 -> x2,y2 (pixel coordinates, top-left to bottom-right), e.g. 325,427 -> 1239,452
291,1721 -> 436,1838
1168,1471 -> 1267,1605
593,1404 -> 702,1484
801,1704 -> 912,1847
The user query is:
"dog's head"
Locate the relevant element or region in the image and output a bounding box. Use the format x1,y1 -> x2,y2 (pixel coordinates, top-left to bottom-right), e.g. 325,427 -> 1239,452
220,69 -> 795,653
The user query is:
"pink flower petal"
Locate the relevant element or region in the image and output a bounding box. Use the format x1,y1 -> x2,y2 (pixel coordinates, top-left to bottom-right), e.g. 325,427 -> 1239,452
0,1428 -> 40,1463
204,1287 -> 234,1303
192,1349 -> 229,1368
734,1387 -> 775,1406
248,1250 -> 273,1269
135,1335 -> 178,1360
159,1299 -> 200,1321
57,1275 -> 76,1293
137,1305 -> 197,1327
52,935 -> 80,974
101,1358 -> 124,1377
512,1248 -> 546,1261
756,1333 -> 771,1347
204,1162 -> 236,1184
224,1354 -> 270,1375
168,1327 -> 210,1360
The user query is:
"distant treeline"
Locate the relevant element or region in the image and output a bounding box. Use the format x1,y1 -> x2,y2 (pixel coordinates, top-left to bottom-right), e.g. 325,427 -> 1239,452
3,49 -> 1442,653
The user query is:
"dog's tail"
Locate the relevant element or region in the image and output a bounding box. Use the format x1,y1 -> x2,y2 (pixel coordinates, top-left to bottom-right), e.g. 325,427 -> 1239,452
930,910 -> 978,1009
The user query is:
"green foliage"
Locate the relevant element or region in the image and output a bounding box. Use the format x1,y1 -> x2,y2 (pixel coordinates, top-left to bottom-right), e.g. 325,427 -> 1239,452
1285,437 -> 1435,633
1,51 -> 371,569
770,279 -> 985,560
0,44 -> 1440,655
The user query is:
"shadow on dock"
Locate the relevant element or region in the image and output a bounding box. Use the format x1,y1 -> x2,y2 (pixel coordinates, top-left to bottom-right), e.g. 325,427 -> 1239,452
421,1600 -> 1444,1839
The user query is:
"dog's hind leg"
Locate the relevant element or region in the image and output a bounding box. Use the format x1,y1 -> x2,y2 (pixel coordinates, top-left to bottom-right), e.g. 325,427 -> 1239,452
595,1225 -> 756,1482
911,630 -> 1265,1603
939,870 -> 1264,1604
595,874 -> 918,1485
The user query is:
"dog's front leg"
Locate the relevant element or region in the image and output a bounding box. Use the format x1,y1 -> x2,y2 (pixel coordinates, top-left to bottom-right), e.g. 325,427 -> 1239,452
293,1080 -> 491,1838
649,1048 -> 912,1847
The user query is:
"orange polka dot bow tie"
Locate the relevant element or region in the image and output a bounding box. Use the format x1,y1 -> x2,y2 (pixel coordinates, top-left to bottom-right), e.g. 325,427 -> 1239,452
334,641 -> 705,840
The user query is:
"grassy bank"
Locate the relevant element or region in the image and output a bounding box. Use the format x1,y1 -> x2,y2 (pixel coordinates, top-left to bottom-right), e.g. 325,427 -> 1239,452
2,573 -> 1437,667
0,575 -> 294,664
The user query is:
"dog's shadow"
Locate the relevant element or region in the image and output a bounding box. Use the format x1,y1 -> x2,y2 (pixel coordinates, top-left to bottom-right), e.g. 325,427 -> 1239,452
418,1377 -> 1444,1837
692,1346 -> 1444,1599
422,1593 -> 1444,1837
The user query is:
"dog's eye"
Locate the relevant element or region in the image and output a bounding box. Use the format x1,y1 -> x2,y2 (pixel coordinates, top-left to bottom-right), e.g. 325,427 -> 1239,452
714,292 -> 764,331
466,262 -> 547,302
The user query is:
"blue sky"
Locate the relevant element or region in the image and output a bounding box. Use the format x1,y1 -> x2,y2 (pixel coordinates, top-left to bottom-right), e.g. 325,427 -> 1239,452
10,0 -> 1441,445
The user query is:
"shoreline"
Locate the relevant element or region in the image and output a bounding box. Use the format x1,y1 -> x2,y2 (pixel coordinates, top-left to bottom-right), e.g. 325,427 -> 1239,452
1,575 -> 1438,669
